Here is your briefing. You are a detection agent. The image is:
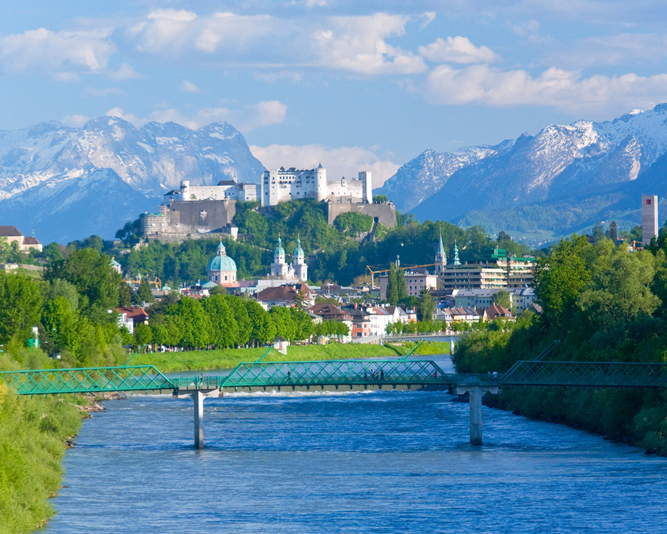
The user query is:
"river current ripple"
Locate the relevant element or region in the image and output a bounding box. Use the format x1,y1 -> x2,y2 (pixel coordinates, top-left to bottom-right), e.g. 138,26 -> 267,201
45,357 -> 667,533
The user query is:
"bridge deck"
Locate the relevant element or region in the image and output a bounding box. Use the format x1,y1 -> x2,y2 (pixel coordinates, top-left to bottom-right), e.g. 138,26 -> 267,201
3,359 -> 667,396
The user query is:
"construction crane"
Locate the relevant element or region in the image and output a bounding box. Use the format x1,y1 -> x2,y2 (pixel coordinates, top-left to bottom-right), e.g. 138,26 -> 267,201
128,275 -> 163,290
366,262 -> 441,289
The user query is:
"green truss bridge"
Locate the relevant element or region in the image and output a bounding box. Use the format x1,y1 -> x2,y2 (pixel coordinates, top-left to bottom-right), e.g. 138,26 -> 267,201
2,358 -> 667,448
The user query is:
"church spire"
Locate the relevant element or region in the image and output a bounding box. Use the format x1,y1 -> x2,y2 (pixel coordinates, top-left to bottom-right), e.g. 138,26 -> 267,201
453,241 -> 461,266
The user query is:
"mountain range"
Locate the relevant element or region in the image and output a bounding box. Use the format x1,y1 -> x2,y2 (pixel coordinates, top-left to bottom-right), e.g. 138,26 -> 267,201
0,117 -> 264,243
378,104 -> 667,243
3,105 -> 667,245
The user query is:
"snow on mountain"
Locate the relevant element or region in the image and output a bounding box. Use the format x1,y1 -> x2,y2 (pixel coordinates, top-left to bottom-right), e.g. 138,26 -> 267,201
375,143 -> 511,213
400,104 -> 667,236
0,117 -> 265,243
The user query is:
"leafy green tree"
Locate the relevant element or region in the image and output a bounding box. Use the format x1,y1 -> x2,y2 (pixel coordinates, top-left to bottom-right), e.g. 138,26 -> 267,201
387,264 -> 398,305
43,242 -> 64,263
118,282 -> 132,307
171,297 -> 213,349
245,300 -> 277,346
535,235 -> 592,327
397,269 -> 408,302
578,249 -> 660,330
41,296 -> 81,356
45,248 -> 121,323
492,290 -> 511,310
45,278 -> 80,310
225,296 -> 252,346
417,289 -> 435,321
373,195 -> 388,204
210,285 -> 228,295
592,222 -> 605,243
134,323 -> 153,346
0,272 -> 43,344
606,221 -> 618,241
270,306 -> 296,341
202,294 -> 239,348
292,309 -> 315,341
136,278 -> 155,304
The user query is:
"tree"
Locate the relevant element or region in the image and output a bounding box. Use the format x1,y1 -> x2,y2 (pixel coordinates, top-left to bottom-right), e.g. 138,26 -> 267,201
606,220 -> 618,242
534,235 -> 592,327
292,309 -> 315,341
46,278 -> 80,310
592,222 -> 605,243
118,282 -> 132,307
245,300 -> 277,345
417,289 -> 435,321
45,248 -> 121,323
0,272 -> 43,344
210,285 -> 228,295
270,306 -> 297,341
136,278 -> 155,304
43,242 -> 64,263
492,290 -> 511,310
134,323 -> 153,346
171,297 -> 213,349
373,195 -> 388,204
397,269 -> 408,302
498,230 -> 512,242
202,294 -> 239,348
387,264 -> 398,305
225,296 -> 252,346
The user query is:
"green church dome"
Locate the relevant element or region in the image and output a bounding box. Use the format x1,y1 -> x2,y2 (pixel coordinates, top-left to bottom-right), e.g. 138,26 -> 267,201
274,236 -> 285,256
208,242 -> 237,272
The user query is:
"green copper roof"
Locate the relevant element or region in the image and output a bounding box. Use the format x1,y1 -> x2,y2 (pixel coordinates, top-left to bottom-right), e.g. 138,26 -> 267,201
275,236 -> 285,256
294,237 -> 304,257
208,241 -> 237,272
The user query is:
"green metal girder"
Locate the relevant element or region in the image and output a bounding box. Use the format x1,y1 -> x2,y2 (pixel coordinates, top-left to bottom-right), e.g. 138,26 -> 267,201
502,360 -> 667,388
0,365 -> 175,395
219,359 -> 452,389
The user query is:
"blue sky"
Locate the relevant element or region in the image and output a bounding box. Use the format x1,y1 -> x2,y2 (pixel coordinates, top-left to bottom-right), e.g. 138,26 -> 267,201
2,1 -> 667,185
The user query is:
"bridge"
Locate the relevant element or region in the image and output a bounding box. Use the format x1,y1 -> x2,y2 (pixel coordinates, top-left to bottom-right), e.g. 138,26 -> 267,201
2,358 -> 666,448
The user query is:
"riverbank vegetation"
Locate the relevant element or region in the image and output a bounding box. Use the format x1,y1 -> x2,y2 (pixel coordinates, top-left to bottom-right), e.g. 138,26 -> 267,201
0,348 -> 83,534
132,341 -> 452,373
454,234 -> 667,454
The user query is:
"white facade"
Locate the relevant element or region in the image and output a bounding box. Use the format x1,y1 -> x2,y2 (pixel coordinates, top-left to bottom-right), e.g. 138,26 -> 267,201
269,237 -> 308,282
260,164 -> 372,207
379,270 -> 438,300
166,179 -> 258,203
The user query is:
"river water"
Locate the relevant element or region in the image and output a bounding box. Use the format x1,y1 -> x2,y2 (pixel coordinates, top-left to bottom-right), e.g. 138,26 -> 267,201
45,356 -> 667,533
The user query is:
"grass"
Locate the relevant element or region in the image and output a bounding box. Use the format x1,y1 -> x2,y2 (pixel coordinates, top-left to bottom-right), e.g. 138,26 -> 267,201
0,384 -> 82,534
131,341 -> 452,373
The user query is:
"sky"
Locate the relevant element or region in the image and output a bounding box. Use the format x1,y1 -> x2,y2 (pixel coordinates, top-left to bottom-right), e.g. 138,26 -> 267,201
1,1 -> 667,186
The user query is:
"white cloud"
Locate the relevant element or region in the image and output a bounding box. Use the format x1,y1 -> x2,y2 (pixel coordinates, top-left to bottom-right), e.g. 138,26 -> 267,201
150,100 -> 287,131
105,107 -> 139,124
420,12 -> 436,30
314,14 -> 427,75
509,20 -> 551,44
62,114 -> 90,127
108,62 -> 142,80
419,36 -> 499,64
125,10 -> 425,76
181,80 -> 200,93
551,33 -> 667,67
426,63 -> 667,115
249,144 -> 399,187
0,28 -> 114,76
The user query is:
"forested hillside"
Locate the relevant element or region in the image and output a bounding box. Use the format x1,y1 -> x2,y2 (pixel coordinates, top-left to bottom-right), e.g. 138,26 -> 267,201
454,232 -> 667,454
108,200 -> 534,286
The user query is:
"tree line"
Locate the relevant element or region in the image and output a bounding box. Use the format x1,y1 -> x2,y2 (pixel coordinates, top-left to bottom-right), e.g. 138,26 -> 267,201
454,231 -> 667,455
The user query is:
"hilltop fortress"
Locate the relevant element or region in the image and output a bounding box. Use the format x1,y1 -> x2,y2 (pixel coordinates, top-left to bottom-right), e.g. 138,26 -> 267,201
141,165 -> 395,242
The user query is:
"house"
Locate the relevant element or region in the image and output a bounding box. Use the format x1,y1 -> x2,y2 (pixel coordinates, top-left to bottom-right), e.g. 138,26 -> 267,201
115,306 -> 149,334
0,226 -> 43,252
308,303 -> 352,322
256,284 -> 315,310
486,304 -> 514,321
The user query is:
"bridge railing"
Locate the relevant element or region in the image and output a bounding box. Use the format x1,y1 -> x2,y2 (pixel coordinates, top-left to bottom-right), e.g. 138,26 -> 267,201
501,361 -> 667,388
0,366 -> 175,395
220,359 -> 453,389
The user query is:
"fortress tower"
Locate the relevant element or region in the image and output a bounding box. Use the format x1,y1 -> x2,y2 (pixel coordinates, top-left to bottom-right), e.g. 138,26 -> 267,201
642,195 -> 659,246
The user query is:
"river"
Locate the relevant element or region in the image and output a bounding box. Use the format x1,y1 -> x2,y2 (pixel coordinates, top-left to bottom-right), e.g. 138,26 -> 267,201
45,356 -> 667,533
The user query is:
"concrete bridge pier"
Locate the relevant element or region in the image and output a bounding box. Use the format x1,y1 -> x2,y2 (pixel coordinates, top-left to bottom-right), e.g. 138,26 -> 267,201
176,388 -> 220,449
456,384 -> 499,445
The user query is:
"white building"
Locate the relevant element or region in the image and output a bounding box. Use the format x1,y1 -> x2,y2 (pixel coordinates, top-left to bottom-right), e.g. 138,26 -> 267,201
269,237 -> 309,282
260,164 -> 372,207
207,241 -> 238,286
379,270 -> 438,300
166,178 -> 258,203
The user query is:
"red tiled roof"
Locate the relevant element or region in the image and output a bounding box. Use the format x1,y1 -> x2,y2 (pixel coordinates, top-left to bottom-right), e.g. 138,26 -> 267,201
0,226 -> 22,237
116,306 -> 149,320
23,236 -> 41,245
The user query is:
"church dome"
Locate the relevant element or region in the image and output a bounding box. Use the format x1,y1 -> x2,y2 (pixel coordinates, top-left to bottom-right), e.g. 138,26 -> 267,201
208,242 -> 237,272
275,236 -> 285,256
294,237 -> 304,256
